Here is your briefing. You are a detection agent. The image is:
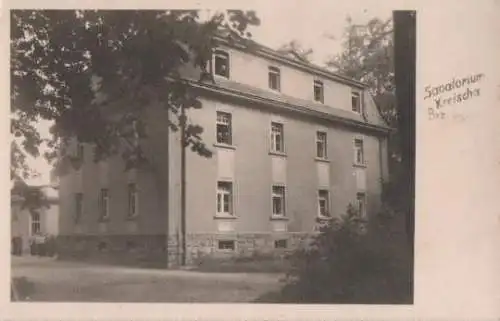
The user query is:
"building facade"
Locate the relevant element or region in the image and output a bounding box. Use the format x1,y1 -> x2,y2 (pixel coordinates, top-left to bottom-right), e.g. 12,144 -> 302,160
56,37 -> 390,267
11,185 -> 59,255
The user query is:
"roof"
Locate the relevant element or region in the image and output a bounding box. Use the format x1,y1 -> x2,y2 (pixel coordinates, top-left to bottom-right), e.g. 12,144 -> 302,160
214,34 -> 368,90
188,77 -> 389,134
177,58 -> 390,134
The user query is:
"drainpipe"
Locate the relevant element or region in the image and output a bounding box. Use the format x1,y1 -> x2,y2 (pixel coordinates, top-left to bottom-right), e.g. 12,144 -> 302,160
180,103 -> 187,266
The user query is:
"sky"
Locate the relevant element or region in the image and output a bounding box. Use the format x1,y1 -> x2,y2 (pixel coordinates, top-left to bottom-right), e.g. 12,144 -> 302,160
24,3 -> 393,185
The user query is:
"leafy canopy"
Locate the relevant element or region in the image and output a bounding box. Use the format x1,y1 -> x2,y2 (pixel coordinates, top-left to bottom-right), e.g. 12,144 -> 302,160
326,16 -> 396,127
11,10 -> 260,180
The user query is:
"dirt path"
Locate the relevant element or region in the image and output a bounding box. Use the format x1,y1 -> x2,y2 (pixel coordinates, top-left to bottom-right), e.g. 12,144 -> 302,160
11,256 -> 284,302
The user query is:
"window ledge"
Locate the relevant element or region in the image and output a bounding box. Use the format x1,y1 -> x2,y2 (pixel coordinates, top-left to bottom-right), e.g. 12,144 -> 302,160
214,143 -> 236,150
315,157 -> 330,163
98,217 -> 110,223
126,215 -> 138,221
214,73 -> 229,78
353,163 -> 367,168
269,151 -> 287,157
214,214 -> 238,220
216,248 -> 236,253
316,216 -> 333,222
270,216 -> 289,221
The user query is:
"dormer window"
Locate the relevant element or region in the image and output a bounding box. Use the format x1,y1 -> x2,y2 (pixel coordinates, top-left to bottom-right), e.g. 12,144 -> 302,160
351,90 -> 362,113
314,80 -> 324,103
268,66 -> 281,91
214,50 -> 230,78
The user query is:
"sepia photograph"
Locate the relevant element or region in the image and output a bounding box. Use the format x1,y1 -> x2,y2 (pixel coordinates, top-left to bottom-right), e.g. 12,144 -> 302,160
9,6 -> 416,304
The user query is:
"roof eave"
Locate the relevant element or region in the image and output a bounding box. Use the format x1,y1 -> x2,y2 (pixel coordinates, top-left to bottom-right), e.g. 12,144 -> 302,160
188,80 -> 391,135
214,35 -> 369,90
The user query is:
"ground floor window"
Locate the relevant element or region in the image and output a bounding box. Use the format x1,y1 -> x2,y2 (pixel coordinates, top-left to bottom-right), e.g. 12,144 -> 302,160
97,241 -> 108,252
318,189 -> 330,217
217,181 -> 233,216
272,185 -> 286,217
30,211 -> 41,235
356,192 -> 367,217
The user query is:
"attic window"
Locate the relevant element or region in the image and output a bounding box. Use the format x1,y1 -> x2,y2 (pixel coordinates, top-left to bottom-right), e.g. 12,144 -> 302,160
214,50 -> 230,78
268,66 -> 281,91
313,80 -> 324,103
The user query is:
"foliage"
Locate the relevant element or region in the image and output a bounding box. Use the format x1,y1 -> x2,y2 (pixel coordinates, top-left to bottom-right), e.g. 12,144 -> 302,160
269,16 -> 414,304
11,10 -> 260,181
326,17 -> 395,124
277,40 -> 313,63
11,179 -> 51,212
277,202 -> 412,304
325,16 -> 403,180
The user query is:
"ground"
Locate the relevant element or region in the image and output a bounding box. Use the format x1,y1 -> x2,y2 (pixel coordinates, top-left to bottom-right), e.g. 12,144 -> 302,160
11,256 -> 284,302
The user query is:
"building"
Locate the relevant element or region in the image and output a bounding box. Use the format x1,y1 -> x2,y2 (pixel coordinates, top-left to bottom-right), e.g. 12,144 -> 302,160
56,36 -> 391,267
11,184 -> 59,255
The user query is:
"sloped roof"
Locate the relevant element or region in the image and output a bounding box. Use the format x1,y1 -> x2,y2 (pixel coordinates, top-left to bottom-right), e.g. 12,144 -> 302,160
214,34 -> 368,89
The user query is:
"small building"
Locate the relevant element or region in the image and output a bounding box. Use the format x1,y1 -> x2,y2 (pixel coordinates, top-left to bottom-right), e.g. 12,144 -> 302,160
56,35 -> 391,267
11,185 -> 59,255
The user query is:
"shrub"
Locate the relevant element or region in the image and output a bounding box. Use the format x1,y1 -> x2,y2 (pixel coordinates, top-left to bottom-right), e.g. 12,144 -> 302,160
277,204 -> 412,304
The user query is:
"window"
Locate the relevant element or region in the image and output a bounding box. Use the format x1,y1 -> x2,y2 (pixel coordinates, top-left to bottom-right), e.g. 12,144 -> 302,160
274,239 -> 288,249
352,91 -> 362,113
128,183 -> 138,218
356,192 -> 366,217
97,241 -> 107,252
354,138 -> 364,165
125,240 -> 136,252
271,122 -> 284,153
218,240 -> 235,251
76,142 -> 84,160
12,207 -> 18,222
216,111 -> 232,145
316,131 -> 327,159
314,80 -> 324,103
272,185 -> 286,217
98,188 -> 109,220
217,181 -> 233,216
268,66 -> 281,91
318,190 -> 330,217
75,193 -> 83,223
30,211 -> 41,235
214,50 -> 230,78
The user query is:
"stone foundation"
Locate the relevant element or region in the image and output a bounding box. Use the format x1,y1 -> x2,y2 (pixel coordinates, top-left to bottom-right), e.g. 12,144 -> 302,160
56,234 -> 170,268
56,232 -> 315,268
181,232 -> 313,265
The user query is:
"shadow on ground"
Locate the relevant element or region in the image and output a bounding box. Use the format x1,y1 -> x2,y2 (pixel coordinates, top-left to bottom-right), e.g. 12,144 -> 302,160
11,277 -> 35,301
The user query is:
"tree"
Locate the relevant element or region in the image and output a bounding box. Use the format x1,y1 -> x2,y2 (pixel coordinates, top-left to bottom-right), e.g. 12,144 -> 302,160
11,180 -> 51,213
325,17 -> 402,179
326,16 -> 395,123
277,40 -> 313,63
276,203 -> 411,304
11,10 -> 260,181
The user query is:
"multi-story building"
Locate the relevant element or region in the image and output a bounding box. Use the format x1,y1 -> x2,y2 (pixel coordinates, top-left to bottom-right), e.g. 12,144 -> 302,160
11,184 -> 59,255
56,36 -> 391,267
